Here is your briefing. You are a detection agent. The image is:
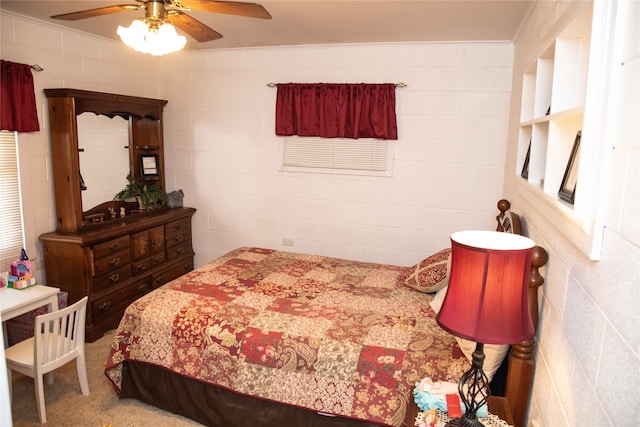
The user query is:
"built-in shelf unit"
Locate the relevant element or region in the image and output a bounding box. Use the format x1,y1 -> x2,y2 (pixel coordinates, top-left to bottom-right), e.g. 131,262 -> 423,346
514,1 -> 610,260
517,4 -> 592,197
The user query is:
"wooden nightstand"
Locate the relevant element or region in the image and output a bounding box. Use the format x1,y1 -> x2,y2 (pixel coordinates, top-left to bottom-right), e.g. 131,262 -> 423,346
405,398 -> 420,425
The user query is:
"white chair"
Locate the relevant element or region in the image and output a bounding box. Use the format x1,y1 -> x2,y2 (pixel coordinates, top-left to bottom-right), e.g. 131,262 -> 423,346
5,296 -> 90,423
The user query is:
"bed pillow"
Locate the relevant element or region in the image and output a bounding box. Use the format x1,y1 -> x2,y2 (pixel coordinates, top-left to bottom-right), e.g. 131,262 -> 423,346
403,248 -> 452,293
429,284 -> 448,313
429,285 -> 509,382
455,338 -> 509,382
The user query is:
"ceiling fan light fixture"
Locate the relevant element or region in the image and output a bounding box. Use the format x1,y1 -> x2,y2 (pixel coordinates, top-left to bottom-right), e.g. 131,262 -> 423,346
117,19 -> 186,56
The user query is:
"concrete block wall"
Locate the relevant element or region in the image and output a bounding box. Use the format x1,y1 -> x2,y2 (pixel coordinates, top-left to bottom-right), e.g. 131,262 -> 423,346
158,42 -> 515,267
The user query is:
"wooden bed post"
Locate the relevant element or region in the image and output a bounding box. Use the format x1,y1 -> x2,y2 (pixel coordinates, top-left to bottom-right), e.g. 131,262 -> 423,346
505,245 -> 548,427
496,199 -> 548,427
496,199 -> 523,235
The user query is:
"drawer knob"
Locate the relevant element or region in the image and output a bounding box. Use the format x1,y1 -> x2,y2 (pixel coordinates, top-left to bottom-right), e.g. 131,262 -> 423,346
175,235 -> 184,243
175,247 -> 184,254
99,301 -> 112,312
137,283 -> 149,292
109,273 -> 120,283
174,223 -> 183,230
155,275 -> 165,284
109,243 -> 119,252
109,257 -> 121,266
136,263 -> 148,271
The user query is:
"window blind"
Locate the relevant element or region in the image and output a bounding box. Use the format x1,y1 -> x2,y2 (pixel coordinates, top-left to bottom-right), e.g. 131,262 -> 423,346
282,137 -> 392,176
0,131 -> 24,274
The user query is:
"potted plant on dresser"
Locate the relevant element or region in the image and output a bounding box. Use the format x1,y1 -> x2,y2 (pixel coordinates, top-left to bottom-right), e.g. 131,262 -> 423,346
114,174 -> 166,210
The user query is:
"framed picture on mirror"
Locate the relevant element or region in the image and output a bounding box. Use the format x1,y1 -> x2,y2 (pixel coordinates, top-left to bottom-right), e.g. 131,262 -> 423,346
140,154 -> 159,177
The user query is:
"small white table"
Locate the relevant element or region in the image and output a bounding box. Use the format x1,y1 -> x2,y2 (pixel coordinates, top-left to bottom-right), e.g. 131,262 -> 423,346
1,285 -> 60,347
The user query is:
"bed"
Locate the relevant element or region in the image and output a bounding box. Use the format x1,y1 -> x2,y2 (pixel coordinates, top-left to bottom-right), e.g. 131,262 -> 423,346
104,199 -> 547,427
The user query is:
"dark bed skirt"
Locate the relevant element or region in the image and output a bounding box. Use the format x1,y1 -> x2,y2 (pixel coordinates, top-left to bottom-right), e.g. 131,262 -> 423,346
120,361 -> 385,427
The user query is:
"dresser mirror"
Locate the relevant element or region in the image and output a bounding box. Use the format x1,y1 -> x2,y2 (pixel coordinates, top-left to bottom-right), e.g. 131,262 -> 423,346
77,113 -> 130,212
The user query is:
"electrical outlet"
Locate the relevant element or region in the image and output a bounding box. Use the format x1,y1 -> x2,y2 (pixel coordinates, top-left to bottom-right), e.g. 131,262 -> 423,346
282,238 -> 295,246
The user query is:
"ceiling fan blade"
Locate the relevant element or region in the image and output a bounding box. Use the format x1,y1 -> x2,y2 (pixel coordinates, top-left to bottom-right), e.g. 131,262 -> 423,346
51,5 -> 141,21
180,1 -> 271,19
167,11 -> 223,42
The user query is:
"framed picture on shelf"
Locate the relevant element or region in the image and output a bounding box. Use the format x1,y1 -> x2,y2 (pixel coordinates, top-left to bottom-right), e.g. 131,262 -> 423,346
140,154 -> 159,177
558,131 -> 581,204
521,140 -> 531,179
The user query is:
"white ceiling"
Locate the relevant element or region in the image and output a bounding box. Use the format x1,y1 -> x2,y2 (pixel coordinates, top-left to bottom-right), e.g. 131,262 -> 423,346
0,1 -> 534,51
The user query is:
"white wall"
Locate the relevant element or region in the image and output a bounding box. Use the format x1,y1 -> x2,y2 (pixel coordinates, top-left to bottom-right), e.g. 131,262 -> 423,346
503,1 -> 640,426
158,42 -> 515,267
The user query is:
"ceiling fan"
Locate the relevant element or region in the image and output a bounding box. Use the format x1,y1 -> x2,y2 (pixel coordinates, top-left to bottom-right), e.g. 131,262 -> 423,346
50,0 -> 272,43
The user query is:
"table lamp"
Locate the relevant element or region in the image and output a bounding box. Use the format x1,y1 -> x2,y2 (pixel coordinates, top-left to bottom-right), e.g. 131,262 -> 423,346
437,230 -> 535,427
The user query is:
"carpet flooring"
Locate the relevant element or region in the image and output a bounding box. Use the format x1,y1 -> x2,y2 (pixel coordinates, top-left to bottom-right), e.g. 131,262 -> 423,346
9,329 -> 202,427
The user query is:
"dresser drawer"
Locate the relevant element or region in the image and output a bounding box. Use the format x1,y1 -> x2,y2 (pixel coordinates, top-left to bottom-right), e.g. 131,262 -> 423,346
131,252 -> 167,276
131,258 -> 151,276
165,218 -> 191,248
93,265 -> 131,293
93,236 -> 130,260
166,241 -> 192,261
91,278 -> 152,324
151,251 -> 166,266
131,225 -> 165,260
93,248 -> 130,277
152,259 -> 194,288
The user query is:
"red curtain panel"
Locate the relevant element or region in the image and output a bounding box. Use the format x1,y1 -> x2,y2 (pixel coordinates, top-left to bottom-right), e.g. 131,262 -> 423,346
275,83 -> 397,140
0,60 -> 40,132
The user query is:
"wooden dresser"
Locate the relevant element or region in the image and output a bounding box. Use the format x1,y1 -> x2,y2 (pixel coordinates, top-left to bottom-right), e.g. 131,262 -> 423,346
40,208 -> 195,342
39,89 -> 195,342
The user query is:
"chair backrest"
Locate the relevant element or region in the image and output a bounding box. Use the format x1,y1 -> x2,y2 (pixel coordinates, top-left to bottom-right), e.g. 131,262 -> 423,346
33,296 -> 88,372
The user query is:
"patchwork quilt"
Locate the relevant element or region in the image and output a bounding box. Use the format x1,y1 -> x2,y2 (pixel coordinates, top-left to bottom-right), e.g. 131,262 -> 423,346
104,247 -> 467,427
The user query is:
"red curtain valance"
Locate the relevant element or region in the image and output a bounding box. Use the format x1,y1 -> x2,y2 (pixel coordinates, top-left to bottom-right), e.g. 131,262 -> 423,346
275,83 -> 397,140
1,60 -> 40,132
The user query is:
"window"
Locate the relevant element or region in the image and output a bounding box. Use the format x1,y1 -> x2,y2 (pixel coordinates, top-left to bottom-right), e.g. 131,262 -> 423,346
0,131 -> 24,273
280,137 -> 393,177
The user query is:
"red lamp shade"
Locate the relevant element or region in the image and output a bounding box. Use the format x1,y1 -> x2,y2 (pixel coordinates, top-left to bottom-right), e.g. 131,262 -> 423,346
437,230 -> 536,345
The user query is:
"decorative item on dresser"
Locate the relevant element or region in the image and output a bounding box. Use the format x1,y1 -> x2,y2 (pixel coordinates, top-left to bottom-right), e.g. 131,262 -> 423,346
39,89 -> 196,342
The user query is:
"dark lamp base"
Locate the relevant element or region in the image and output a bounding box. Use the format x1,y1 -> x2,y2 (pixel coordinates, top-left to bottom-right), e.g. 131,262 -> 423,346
445,416 -> 485,427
